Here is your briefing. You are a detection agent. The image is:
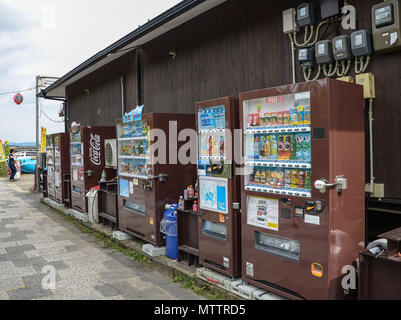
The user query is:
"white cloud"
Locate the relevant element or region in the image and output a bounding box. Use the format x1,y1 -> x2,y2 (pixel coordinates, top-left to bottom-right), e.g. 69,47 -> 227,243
0,0 -> 181,142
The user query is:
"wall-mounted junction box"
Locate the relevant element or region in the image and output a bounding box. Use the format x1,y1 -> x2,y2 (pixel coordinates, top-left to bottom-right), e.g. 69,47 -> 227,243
283,8 -> 299,33
351,30 -> 374,57
372,0 -> 401,53
321,0 -> 341,19
315,40 -> 334,64
332,35 -> 353,60
337,76 -> 355,83
297,3 -> 316,27
365,183 -> 385,198
356,73 -> 376,99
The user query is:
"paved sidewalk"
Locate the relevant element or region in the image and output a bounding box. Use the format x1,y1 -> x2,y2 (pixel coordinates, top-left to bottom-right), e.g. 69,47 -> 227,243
0,177 -> 203,300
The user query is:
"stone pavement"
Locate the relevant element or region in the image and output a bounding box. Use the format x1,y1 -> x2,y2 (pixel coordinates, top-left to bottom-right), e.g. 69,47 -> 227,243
0,177 -> 203,300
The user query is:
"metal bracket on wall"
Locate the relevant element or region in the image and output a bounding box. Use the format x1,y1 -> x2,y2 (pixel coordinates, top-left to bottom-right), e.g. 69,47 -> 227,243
148,174 -> 168,182
232,202 -> 241,210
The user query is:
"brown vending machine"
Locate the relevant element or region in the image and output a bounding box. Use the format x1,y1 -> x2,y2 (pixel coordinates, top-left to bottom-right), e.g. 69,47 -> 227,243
116,112 -> 196,246
240,79 -> 365,300
196,97 -> 241,278
53,133 -> 70,204
46,135 -> 55,201
70,125 -> 115,213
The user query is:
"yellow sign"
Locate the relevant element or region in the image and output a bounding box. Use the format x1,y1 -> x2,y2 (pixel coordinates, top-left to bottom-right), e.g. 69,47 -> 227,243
40,127 -> 47,153
0,140 -> 5,161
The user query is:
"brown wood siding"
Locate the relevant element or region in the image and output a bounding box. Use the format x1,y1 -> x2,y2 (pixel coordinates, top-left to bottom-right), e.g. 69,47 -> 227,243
66,50 -> 137,128
65,0 -> 400,199
142,0 -> 401,199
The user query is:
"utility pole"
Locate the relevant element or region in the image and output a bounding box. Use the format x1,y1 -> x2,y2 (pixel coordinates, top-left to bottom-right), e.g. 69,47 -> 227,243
35,75 -> 40,192
35,75 -> 61,192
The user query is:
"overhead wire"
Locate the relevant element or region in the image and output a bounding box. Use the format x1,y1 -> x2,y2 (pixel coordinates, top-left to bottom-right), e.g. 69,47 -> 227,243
0,87 -> 36,96
39,100 -> 64,123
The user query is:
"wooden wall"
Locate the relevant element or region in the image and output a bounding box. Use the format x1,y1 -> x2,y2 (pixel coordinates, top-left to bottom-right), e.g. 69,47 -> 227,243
66,0 -> 400,200
142,0 -> 401,200
66,50 -> 137,127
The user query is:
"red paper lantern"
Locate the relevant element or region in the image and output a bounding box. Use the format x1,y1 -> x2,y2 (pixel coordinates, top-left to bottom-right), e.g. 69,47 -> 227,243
14,93 -> 23,105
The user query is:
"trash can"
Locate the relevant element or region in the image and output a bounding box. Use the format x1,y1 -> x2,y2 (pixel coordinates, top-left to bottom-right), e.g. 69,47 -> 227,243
160,204 -> 179,259
86,186 -> 100,224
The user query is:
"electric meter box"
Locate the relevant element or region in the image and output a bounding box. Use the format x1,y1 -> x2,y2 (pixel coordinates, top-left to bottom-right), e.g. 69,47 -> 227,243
315,40 -> 334,64
351,30 -> 373,57
371,0 -> 401,53
298,47 -> 315,68
320,0 -> 341,19
332,35 -> 352,61
297,3 -> 316,27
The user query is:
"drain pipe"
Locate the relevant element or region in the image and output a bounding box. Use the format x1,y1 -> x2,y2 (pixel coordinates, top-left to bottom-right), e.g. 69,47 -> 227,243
121,76 -> 126,117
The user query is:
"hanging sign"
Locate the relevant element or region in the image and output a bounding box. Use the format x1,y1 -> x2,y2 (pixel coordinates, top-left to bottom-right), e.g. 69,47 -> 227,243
123,105 -> 144,123
14,93 -> 24,105
40,127 -> 47,153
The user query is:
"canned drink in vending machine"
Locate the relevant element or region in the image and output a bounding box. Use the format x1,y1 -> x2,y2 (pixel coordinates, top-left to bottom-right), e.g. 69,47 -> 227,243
285,169 -> 292,189
291,170 -> 298,189
276,169 -> 284,189
304,171 -> 311,190
298,170 -> 305,189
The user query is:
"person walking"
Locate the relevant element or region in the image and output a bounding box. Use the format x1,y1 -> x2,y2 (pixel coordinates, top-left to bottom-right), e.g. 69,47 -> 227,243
8,149 -> 17,182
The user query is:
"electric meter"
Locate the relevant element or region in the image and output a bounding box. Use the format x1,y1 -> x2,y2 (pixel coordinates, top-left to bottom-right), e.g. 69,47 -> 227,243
374,3 -> 395,27
351,30 -> 373,56
298,47 -> 315,68
332,35 -> 352,61
297,3 -> 316,27
371,0 -> 401,53
315,40 -> 334,64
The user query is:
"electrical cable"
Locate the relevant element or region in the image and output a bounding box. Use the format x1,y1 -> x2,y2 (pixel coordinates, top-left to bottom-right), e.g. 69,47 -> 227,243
354,57 -> 362,74
308,20 -> 329,46
0,87 -> 36,96
293,26 -> 314,47
337,60 -> 345,77
303,65 -> 321,82
343,59 -> 352,76
39,100 -> 64,123
362,56 -> 371,73
318,18 -> 332,41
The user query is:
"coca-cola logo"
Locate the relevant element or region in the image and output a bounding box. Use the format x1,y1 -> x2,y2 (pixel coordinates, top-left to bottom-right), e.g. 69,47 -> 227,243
89,133 -> 101,166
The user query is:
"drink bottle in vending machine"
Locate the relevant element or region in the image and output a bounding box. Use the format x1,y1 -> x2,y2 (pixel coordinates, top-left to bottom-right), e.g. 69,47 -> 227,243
240,79 -> 365,300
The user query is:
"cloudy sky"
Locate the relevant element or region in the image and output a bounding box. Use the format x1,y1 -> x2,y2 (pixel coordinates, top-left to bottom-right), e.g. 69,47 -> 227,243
0,0 -> 180,143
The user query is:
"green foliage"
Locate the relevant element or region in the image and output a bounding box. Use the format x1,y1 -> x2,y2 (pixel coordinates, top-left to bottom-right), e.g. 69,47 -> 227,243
0,141 -> 10,177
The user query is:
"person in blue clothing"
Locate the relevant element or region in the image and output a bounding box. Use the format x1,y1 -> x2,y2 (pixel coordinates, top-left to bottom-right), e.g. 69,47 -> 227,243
8,149 -> 17,182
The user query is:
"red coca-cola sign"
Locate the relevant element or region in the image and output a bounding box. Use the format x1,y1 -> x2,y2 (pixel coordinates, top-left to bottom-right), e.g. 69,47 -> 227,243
89,133 -> 101,166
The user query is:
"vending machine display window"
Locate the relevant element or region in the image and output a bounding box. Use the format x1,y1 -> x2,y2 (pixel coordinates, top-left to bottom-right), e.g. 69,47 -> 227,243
198,105 -> 227,161
117,120 -> 150,179
198,105 -> 226,131
243,92 -> 312,198
70,143 -> 83,167
202,220 -> 227,241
